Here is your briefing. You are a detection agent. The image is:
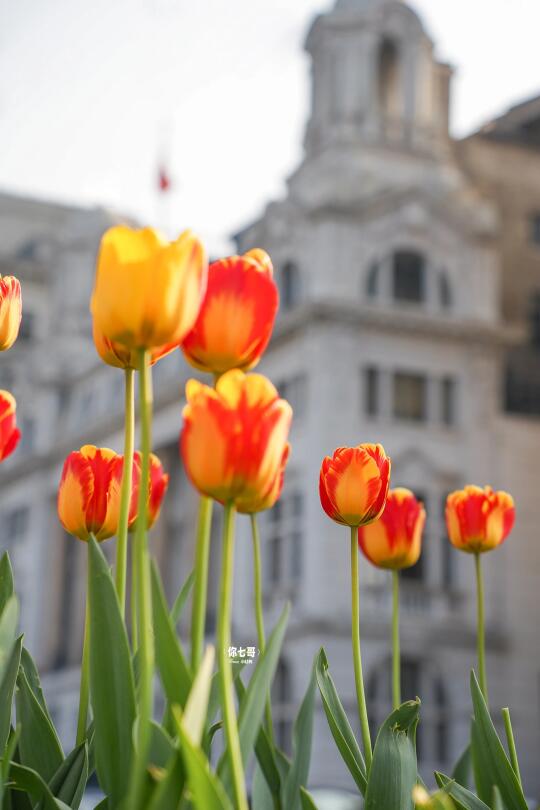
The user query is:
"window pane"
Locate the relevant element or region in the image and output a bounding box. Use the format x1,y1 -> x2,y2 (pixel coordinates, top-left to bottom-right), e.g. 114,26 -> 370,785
364,367 -> 379,416
393,251 -> 425,303
530,213 -> 540,245
393,373 -> 426,421
441,377 -> 456,425
366,262 -> 379,298
281,262 -> 301,310
439,272 -> 452,309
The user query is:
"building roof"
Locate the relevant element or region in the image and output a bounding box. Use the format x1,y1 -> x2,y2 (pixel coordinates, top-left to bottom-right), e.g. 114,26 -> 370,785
476,93 -> 540,148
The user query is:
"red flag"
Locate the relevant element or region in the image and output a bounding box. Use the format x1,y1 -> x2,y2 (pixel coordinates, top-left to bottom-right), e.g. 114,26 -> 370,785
158,166 -> 171,192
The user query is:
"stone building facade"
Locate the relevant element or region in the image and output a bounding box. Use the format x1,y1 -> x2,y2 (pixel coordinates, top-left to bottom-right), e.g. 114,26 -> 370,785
0,0 -> 540,800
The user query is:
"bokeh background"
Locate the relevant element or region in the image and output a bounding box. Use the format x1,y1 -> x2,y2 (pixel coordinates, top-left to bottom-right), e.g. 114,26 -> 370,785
1,1 -> 540,807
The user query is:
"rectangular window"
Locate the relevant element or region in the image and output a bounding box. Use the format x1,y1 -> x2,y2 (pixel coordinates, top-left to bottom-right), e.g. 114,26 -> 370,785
393,252 -> 425,302
264,491 -> 304,594
2,507 -> 29,549
393,373 -> 427,422
364,367 -> 379,416
441,377 -> 456,426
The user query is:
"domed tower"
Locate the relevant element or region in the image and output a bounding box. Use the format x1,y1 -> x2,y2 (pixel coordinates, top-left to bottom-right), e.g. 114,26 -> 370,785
305,0 -> 452,158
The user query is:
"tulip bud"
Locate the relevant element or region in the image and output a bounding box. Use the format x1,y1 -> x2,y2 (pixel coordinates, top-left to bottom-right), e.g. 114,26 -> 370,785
57,445 -> 138,541
358,488 -> 425,570
0,391 -> 21,462
182,250 -> 278,375
91,226 -> 207,350
180,370 -> 292,507
319,444 -> 391,528
445,485 -> 515,554
0,276 -> 22,351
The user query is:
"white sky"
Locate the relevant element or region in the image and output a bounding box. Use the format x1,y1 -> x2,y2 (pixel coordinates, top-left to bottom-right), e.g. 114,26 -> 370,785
1,0 -> 539,254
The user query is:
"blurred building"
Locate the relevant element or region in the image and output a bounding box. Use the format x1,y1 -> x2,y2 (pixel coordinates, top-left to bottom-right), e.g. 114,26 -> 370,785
1,0 -> 540,800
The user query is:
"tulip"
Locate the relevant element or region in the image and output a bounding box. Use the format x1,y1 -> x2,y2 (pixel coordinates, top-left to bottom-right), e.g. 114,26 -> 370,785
91,225 -> 207,350
57,445 -> 138,541
236,444 -> 290,515
92,323 -> 177,370
0,277 -> 22,351
445,485 -> 515,554
0,391 -> 21,461
181,249 -> 279,375
358,487 -> 425,570
319,444 -> 391,527
180,369 -> 292,507
131,451 -> 169,529
445,485 -> 515,705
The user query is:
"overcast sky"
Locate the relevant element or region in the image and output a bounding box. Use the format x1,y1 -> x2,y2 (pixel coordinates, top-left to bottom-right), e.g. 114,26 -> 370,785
1,0 -> 539,253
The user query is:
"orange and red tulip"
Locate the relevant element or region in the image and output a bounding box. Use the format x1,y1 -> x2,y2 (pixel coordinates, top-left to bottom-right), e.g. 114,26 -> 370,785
445,485 -> 515,554
92,323 -> 177,370
319,444 -> 391,527
0,276 -> 22,351
91,226 -> 207,350
182,249 -> 279,375
0,391 -> 21,461
236,444 -> 290,515
358,487 -> 425,569
180,370 -> 292,507
57,445 -> 139,541
132,451 -> 170,529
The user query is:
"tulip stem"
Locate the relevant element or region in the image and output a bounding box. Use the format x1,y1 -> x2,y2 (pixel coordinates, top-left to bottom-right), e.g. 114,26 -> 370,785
392,569 -> 401,710
502,707 -> 522,787
190,495 -> 214,672
76,575 -> 91,746
350,527 -> 372,771
128,349 -> 155,809
250,514 -> 274,744
474,552 -> 488,705
218,503 -> 248,810
115,367 -> 135,620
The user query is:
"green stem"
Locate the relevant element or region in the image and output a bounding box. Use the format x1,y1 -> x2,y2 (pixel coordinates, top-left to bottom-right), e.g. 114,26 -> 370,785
190,496 -> 214,672
250,514 -> 274,744
115,367 -> 135,619
502,707 -> 522,787
392,569 -> 401,710
218,503 -> 248,810
128,349 -> 155,809
350,527 -> 372,771
474,552 -> 488,705
76,563 -> 91,745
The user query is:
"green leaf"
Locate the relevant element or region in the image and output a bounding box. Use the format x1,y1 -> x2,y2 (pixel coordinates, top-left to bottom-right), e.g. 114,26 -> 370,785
43,742 -> 88,810
146,750 -> 186,810
364,699 -> 420,810
435,772 -> 490,810
300,786 -> 319,810
0,597 -> 19,687
181,645 -> 215,745
0,555 -> 14,616
0,636 -> 22,750
234,677 -> 281,797
16,669 -> 63,782
315,648 -> 366,795
151,560 -> 192,709
218,603 -> 289,789
170,570 -> 195,626
283,660 -> 316,810
469,672 -> 528,810
176,724 -> 233,810
451,745 -> 471,790
88,536 -> 136,807
5,761 -> 71,810
251,763 -> 276,810
19,648 -> 52,722
148,722 -> 175,769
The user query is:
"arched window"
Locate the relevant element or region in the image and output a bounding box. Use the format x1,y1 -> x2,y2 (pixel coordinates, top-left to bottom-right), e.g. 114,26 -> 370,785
367,657 -> 449,769
378,39 -> 402,121
280,261 -> 302,311
392,251 -> 426,303
439,271 -> 452,310
366,261 -> 380,299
